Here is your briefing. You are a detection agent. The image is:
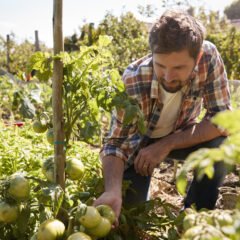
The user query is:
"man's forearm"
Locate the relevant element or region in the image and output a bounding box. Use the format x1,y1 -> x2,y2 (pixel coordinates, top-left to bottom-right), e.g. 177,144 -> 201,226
101,156 -> 125,196
165,119 -> 226,151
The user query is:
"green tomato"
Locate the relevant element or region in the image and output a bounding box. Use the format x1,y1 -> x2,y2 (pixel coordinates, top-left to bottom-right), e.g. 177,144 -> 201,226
0,201 -> 19,223
33,120 -> 48,133
77,205 -> 101,229
87,217 -> 111,238
211,210 -> 233,227
37,219 -> 65,240
8,173 -> 30,201
46,128 -> 54,144
96,204 -> 116,224
42,157 -> 55,182
183,214 -> 197,231
67,232 -> 92,240
65,157 -> 85,180
183,224 -> 225,239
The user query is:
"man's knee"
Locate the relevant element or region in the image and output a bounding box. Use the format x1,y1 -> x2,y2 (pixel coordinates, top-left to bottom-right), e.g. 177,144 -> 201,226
202,136 -> 226,148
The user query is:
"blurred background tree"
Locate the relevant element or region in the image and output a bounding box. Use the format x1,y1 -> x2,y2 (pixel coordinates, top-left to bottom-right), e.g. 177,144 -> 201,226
0,33 -> 50,78
64,12 -> 149,74
224,0 -> 240,20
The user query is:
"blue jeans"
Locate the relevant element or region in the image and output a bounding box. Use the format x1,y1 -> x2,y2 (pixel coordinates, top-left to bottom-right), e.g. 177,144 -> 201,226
123,136 -> 227,210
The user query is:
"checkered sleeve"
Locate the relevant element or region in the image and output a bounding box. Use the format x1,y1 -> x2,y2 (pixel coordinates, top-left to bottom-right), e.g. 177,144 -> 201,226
100,107 -> 138,162
203,42 -> 232,119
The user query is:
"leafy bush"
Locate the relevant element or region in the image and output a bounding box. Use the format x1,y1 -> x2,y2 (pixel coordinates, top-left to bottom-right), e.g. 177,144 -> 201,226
207,28 -> 240,80
65,12 -> 150,74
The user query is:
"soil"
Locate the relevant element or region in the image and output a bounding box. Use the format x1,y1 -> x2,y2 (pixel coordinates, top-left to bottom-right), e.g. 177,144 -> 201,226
149,160 -> 240,211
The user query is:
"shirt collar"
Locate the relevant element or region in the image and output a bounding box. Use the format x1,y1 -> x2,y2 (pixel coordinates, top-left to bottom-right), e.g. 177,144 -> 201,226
150,71 -> 159,99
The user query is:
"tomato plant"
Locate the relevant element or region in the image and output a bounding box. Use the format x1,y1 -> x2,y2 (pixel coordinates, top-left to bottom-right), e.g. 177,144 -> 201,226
28,35 -> 146,148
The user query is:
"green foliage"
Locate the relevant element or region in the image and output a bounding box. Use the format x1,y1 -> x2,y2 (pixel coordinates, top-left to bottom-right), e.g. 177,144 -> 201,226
191,7 -> 240,80
181,209 -> 240,239
0,120 -> 103,239
98,12 -> 149,74
27,52 -> 53,82
177,110 -> 240,240
0,120 -> 173,240
28,35 -> 146,146
0,34 -> 50,76
0,120 -> 52,177
196,8 -> 230,34
65,12 -> 149,74
207,28 -> 240,80
110,198 -> 179,240
177,109 -> 240,196
224,0 -> 240,20
0,75 -> 52,121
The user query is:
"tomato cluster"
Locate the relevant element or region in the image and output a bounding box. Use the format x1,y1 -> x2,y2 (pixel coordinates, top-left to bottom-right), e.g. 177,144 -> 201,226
32,112 -> 54,145
0,173 -> 30,224
182,208 -> 238,239
71,203 -> 116,239
33,204 -> 115,240
42,156 -> 85,182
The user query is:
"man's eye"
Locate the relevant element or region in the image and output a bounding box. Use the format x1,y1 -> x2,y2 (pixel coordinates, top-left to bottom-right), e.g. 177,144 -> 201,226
175,66 -> 186,70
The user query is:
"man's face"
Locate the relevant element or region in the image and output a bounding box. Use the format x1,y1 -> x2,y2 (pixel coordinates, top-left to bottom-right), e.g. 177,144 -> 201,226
153,49 -> 196,93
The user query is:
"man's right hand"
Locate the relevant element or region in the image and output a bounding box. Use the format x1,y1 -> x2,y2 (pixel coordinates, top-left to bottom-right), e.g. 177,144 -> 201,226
93,191 -> 122,226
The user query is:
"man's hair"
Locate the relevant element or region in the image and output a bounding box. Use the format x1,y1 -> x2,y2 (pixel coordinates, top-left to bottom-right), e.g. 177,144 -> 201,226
149,9 -> 205,59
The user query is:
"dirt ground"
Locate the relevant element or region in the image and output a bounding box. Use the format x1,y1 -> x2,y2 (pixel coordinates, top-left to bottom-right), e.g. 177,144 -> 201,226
149,160 -> 240,211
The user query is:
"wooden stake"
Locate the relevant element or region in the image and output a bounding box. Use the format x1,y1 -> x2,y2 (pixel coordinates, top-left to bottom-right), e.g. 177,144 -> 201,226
52,0 -> 65,189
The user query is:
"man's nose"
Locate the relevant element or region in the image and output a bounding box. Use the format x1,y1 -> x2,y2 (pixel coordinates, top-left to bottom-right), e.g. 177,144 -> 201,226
163,70 -> 175,82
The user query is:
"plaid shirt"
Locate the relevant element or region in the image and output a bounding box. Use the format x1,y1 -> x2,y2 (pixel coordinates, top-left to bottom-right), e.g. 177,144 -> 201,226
101,41 -> 231,167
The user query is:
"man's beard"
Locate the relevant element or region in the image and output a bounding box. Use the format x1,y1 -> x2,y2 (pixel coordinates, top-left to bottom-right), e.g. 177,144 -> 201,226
159,72 -> 194,93
160,78 -> 186,93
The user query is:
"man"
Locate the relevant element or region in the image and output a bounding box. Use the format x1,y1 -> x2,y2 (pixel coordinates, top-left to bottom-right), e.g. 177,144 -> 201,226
94,9 -> 231,223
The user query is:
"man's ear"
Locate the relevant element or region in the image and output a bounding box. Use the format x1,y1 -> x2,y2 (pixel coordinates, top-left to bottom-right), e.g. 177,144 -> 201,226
196,50 -> 203,65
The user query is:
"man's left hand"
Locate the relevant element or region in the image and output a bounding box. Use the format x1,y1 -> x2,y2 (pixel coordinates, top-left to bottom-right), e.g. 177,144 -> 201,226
134,139 -> 171,176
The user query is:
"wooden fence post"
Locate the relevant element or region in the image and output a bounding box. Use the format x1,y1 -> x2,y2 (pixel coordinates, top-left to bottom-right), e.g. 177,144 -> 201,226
6,34 -> 10,72
52,0 -> 65,189
34,30 -> 40,51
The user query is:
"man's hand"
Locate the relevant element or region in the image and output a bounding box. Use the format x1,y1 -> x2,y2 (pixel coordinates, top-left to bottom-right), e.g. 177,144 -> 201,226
93,191 -> 122,226
134,139 -> 172,176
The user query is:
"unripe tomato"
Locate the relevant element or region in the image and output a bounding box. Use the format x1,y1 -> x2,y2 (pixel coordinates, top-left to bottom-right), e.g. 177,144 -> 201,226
183,214 -> 197,231
211,210 -> 233,227
8,173 -> 30,201
0,201 -> 19,223
67,232 -> 92,240
183,224 -> 225,239
87,217 -> 111,238
96,204 -> 116,224
65,158 -> 85,180
33,120 -> 48,133
46,128 -> 54,144
37,219 -> 65,240
42,157 -> 55,182
78,205 -> 101,229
